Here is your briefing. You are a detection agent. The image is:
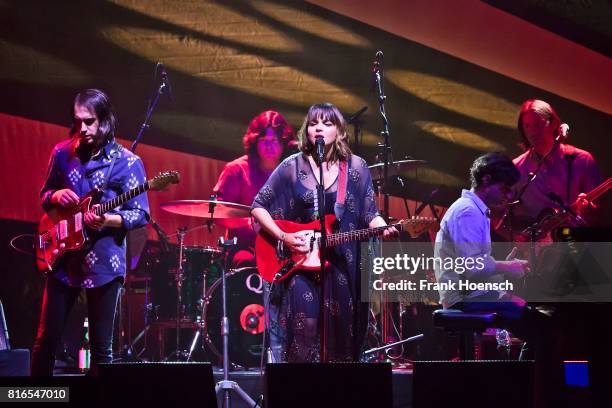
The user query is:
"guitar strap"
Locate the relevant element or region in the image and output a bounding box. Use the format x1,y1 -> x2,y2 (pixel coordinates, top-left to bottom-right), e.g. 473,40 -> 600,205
79,140 -> 122,195
333,159 -> 348,222
101,141 -> 122,192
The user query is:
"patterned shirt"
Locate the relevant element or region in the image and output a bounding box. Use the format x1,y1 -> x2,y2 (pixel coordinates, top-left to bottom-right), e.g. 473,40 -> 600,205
40,138 -> 150,288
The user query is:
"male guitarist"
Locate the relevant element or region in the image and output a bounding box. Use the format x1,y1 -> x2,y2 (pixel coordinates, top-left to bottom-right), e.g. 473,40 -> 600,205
31,89 -> 150,376
507,99 -> 603,235
510,100 -> 610,406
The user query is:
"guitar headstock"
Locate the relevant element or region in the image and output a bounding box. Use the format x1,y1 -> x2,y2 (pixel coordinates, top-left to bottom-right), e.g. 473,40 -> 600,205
148,171 -> 180,191
400,216 -> 439,238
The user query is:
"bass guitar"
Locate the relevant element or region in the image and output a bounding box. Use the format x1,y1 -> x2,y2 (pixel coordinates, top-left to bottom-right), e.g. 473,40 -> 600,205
519,176 -> 612,242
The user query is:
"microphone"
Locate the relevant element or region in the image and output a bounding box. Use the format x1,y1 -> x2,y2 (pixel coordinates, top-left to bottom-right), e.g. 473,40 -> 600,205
559,123 -> 569,139
372,51 -> 383,91
158,62 -> 172,100
415,187 -> 439,215
315,135 -> 325,163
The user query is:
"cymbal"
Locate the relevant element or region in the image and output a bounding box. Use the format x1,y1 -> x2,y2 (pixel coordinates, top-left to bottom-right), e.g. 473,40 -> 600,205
160,200 -> 251,219
214,217 -> 252,229
369,159 -> 426,181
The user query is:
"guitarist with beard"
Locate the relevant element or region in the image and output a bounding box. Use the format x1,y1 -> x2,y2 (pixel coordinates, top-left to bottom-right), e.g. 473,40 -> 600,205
31,89 -> 150,376
499,99 -> 604,240
509,100 -> 610,406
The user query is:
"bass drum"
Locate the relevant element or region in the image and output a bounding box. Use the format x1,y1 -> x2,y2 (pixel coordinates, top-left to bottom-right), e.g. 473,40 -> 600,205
203,267 -> 264,368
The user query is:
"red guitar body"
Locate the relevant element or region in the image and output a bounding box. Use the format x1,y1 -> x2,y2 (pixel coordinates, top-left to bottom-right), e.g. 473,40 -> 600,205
36,192 -> 98,273
255,215 -> 337,283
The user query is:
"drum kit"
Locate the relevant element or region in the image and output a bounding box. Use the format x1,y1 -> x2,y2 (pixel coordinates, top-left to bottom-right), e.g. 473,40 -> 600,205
123,199 -> 264,370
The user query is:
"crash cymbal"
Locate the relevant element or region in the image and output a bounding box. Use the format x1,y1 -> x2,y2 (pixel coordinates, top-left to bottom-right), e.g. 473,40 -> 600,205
369,159 -> 426,181
160,200 -> 251,219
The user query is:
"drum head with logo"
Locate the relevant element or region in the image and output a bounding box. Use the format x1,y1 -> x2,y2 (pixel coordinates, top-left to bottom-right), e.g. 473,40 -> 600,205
203,267 -> 264,368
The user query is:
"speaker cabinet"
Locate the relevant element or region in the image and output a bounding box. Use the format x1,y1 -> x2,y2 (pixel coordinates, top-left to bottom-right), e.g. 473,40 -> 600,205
97,362 -> 216,406
264,362 -> 392,408
413,360 -> 534,408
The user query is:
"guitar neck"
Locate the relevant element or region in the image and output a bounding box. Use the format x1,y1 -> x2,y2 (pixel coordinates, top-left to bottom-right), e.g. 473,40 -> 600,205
533,177 -> 612,238
324,222 -> 404,247
582,177 -> 612,205
94,182 -> 149,216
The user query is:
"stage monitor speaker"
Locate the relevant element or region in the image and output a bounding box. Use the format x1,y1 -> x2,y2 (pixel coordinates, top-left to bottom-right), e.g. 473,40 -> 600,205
97,362 -> 216,406
413,360 -> 534,408
264,362 -> 392,408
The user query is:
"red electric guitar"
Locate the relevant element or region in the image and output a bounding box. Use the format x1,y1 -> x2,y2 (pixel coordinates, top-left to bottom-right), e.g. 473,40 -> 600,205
36,171 -> 180,273
255,215 -> 439,283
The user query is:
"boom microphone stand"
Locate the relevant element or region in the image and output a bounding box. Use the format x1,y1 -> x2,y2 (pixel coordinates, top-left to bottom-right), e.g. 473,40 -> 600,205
372,50 -> 397,355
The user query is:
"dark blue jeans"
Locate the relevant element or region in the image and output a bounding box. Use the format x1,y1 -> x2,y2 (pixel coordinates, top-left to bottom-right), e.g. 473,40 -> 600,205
31,276 -> 122,376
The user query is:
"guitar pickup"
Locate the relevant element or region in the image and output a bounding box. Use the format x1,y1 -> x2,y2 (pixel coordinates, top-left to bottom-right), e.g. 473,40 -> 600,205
276,239 -> 287,260
38,234 -> 49,250
57,220 -> 68,240
74,212 -> 83,232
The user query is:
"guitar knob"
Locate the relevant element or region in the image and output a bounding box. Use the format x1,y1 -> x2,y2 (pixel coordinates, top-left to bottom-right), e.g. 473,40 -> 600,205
52,249 -> 59,255
59,243 -> 66,249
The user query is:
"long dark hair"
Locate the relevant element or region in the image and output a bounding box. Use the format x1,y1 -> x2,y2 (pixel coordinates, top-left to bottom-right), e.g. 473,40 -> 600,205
71,89 -> 117,143
297,103 -> 351,162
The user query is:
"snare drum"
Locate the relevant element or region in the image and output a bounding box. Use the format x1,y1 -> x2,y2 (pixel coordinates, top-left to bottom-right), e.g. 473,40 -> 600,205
202,267 -> 264,367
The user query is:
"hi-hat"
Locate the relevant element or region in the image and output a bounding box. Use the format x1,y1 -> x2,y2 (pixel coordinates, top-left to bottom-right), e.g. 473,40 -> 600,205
160,200 -> 251,219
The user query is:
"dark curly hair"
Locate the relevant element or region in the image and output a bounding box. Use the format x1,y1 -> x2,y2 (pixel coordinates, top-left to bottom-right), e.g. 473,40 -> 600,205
243,110 -> 294,158
469,152 -> 520,189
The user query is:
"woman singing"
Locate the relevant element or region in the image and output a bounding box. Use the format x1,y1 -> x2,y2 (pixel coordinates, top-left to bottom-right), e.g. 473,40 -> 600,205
251,103 -> 396,362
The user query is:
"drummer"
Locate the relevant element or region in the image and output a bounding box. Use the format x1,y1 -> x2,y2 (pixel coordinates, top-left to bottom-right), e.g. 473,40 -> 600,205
213,110 -> 296,267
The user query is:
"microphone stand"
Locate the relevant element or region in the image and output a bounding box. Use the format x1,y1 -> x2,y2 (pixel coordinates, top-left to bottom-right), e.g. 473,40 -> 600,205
496,172 -> 537,241
346,106 -> 368,155
373,51 -> 392,221
373,51 -> 396,355
131,62 -> 169,153
117,63 -> 168,362
315,136 -> 329,362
